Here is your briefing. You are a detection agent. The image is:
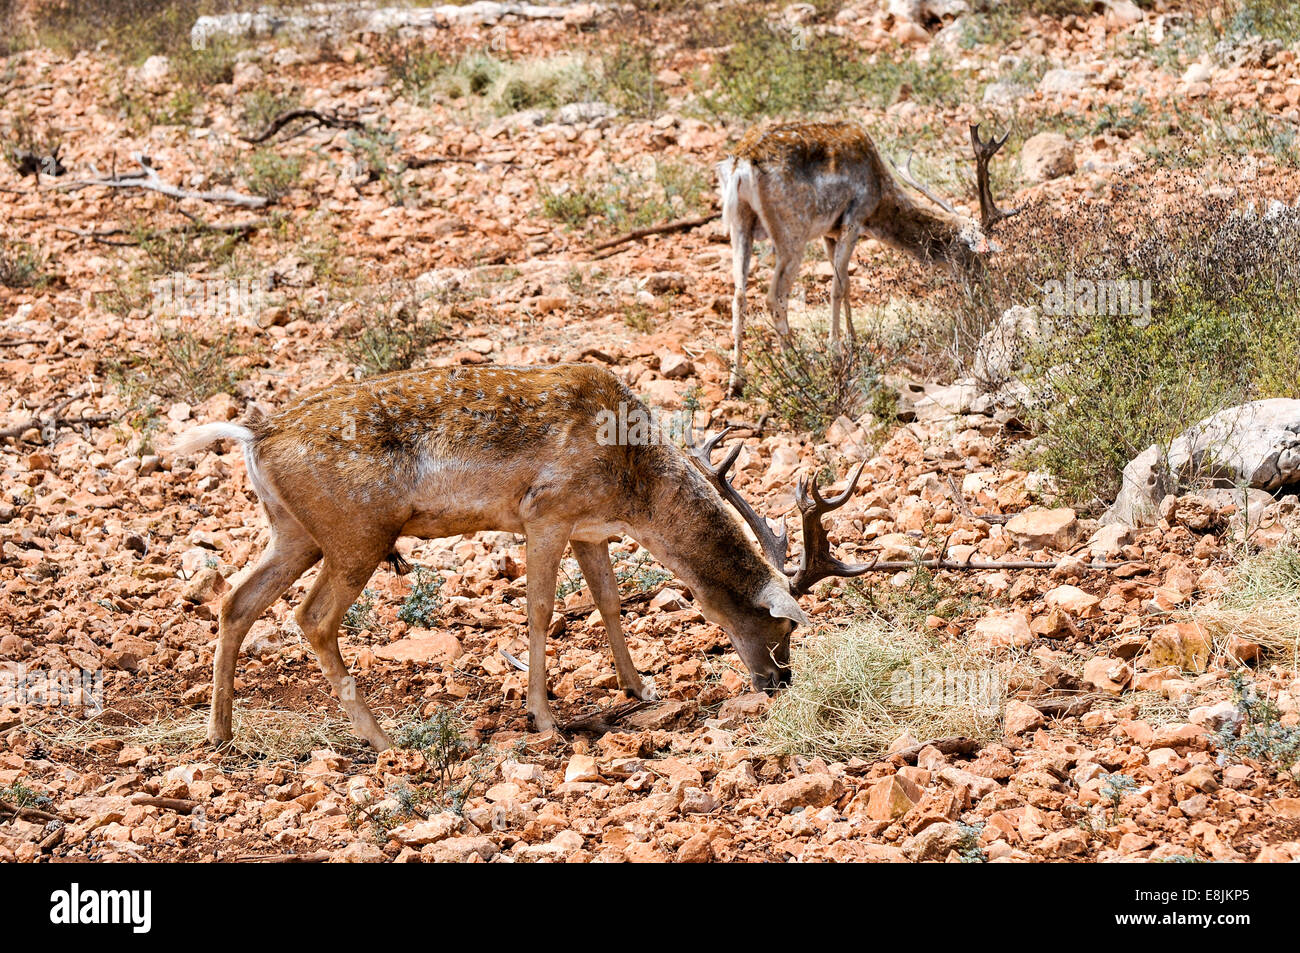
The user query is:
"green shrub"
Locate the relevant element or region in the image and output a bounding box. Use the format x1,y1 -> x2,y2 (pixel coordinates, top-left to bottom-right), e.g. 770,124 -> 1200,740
1015,196 -> 1300,508
242,149 -> 302,202
341,294 -> 445,375
398,565 -> 444,628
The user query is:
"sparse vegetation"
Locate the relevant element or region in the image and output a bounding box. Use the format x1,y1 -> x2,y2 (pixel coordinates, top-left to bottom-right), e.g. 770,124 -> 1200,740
1215,671 -> 1300,765
961,191 -> 1300,509
743,326 -> 883,437
341,292 -> 446,376
397,565 -> 444,628
0,239 -> 48,289
242,149 -> 302,202
760,613 -> 1005,759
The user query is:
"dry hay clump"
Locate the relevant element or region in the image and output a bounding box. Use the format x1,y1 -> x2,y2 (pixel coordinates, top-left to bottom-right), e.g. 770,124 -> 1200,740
758,613 -> 1009,759
1190,544 -> 1300,665
32,704 -> 362,763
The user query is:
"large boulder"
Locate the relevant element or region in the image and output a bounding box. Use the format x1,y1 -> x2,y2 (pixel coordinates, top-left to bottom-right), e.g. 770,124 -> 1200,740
1104,399 -> 1300,525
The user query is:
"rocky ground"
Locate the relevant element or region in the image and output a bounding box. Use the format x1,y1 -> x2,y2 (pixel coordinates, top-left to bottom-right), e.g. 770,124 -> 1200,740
2,0 -> 1300,863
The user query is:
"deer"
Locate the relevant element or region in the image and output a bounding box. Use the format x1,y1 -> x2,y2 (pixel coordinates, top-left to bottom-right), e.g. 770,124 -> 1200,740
717,120 -> 1019,395
172,363 -> 872,750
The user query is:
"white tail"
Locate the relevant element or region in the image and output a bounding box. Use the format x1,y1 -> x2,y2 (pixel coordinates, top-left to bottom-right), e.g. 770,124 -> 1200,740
171,422 -> 254,456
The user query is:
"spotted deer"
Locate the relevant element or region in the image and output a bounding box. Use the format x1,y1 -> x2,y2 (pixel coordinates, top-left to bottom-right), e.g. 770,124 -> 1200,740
717,120 -> 1018,394
173,364 -> 870,749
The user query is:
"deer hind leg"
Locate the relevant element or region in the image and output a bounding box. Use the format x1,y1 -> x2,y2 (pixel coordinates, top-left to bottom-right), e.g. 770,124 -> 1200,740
824,236 -> 842,346
208,518 -> 321,746
295,553 -> 392,750
728,206 -> 757,397
524,525 -> 570,733
831,222 -> 861,345
767,238 -> 804,341
571,540 -> 656,702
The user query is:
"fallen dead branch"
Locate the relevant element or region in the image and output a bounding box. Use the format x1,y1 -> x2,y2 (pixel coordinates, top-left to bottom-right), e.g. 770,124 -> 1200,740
241,108 -> 367,144
560,700 -> 649,734
1026,692 -> 1106,718
233,851 -> 332,863
586,211 -> 720,254
869,736 -> 983,766
59,154 -> 268,208
129,794 -> 199,814
400,153 -> 517,169
0,797 -> 62,823
0,394 -> 114,442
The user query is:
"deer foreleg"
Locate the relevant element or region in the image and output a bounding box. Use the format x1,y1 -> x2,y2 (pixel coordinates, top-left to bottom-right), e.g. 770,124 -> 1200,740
571,540 -> 656,702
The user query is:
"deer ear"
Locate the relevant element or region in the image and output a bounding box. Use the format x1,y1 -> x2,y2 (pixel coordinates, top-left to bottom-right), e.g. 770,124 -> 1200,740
758,580 -> 809,627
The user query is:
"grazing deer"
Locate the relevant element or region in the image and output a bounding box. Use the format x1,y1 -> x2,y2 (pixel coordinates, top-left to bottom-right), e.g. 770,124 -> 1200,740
173,364 -> 870,749
717,120 -> 1018,394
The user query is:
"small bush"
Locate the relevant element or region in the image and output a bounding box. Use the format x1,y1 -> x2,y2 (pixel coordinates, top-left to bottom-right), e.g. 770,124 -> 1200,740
701,12 -> 866,119
743,327 -> 882,437
1229,0 -> 1300,42
343,589 -> 379,635
242,149 -> 302,202
107,326 -> 249,406
395,709 -> 469,785
341,293 -> 445,376
1215,671 -> 1300,765
398,565 -> 444,628
0,240 -> 48,289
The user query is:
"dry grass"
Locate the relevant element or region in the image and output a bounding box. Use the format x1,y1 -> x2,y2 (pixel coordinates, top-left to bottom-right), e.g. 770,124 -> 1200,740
31,703 -> 363,763
758,614 -> 1009,759
1189,545 -> 1300,666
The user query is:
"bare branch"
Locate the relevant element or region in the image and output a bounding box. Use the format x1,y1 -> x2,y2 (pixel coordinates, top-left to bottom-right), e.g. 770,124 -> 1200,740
240,108 -> 367,144
59,154 -> 268,208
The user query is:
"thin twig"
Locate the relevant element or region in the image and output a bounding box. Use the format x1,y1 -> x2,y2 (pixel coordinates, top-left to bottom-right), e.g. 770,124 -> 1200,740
241,108 -> 367,144
586,211 -> 720,254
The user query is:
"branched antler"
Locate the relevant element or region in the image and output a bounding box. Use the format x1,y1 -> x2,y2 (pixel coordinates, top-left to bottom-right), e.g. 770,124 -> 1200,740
688,428 -> 788,570
789,463 -> 874,594
970,123 -> 1020,230
890,151 -> 959,215
691,430 -> 873,594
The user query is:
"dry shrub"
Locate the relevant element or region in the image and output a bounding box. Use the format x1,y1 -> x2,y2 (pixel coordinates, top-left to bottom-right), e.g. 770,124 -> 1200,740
758,613 -> 1008,759
1189,545 -> 1300,665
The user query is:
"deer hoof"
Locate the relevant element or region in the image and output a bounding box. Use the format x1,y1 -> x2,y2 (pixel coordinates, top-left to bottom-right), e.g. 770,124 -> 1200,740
630,678 -> 659,702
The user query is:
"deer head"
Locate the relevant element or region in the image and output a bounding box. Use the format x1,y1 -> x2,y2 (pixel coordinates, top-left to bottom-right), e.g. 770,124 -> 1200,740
885,123 -> 1020,273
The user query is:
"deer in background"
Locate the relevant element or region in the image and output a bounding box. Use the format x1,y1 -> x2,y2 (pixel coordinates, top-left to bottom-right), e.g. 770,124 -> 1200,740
717,120 -> 1019,394
173,364 -> 871,749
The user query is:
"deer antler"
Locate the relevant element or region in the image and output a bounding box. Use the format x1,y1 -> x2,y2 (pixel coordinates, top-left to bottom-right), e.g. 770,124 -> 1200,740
789,463 -> 875,594
691,430 -> 876,594
890,151 -> 959,215
687,428 -> 789,571
970,123 -> 1020,230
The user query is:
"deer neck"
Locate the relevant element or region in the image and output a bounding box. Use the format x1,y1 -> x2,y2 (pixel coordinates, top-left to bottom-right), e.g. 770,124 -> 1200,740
624,449 -> 779,614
